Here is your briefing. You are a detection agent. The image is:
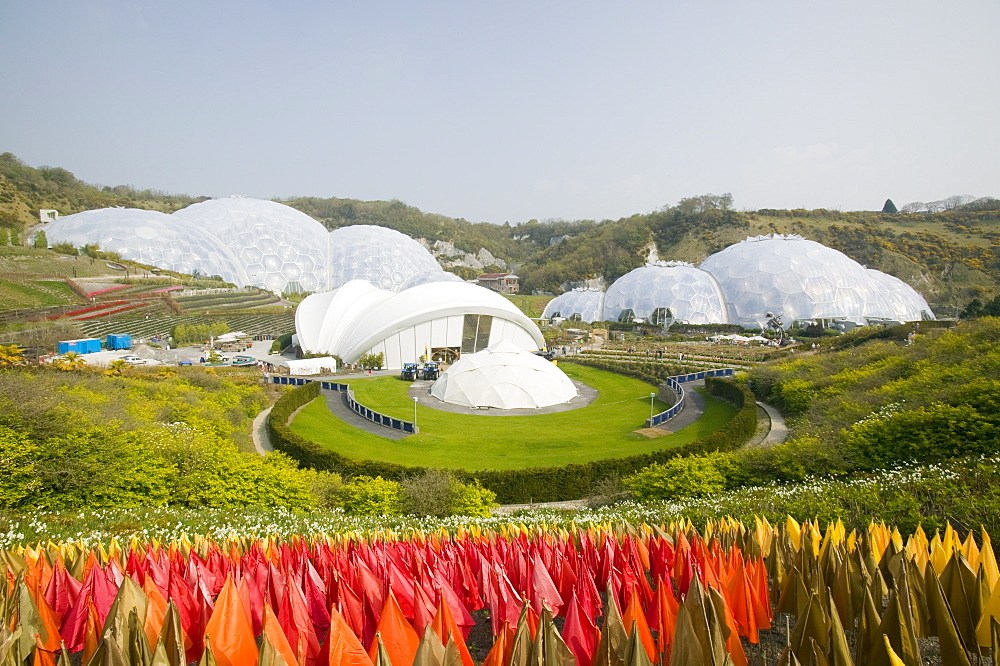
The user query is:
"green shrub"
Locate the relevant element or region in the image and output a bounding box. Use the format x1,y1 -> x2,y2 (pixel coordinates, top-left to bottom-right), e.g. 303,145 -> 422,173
844,403 -> 1000,469
624,452 -> 733,501
339,475 -> 401,515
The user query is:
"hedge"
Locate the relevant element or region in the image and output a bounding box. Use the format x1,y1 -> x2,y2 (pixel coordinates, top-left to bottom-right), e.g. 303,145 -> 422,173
566,356 -> 700,385
268,375 -> 758,503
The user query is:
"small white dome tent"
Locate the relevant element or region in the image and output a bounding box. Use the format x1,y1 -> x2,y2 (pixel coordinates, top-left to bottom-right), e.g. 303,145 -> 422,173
430,341 -> 577,409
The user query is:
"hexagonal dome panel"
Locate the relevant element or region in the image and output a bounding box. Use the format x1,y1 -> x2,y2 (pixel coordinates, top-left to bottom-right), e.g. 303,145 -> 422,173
603,262 -> 729,325
866,269 -> 936,321
44,208 -> 248,285
328,225 -> 444,291
172,197 -> 330,293
699,234 -> 886,328
541,288 -> 606,323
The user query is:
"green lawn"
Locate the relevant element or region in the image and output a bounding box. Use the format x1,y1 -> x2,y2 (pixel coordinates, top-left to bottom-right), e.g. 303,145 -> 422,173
289,363 -> 737,471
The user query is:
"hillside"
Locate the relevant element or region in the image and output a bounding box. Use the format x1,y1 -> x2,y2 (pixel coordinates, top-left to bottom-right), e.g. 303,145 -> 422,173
3,153 -> 999,312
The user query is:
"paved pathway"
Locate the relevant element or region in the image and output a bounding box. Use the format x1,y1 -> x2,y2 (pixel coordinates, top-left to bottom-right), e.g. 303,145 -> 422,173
322,389 -> 410,441
251,405 -> 274,454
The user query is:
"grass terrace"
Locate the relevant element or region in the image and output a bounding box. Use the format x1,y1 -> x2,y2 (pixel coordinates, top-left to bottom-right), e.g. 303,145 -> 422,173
289,363 -> 737,470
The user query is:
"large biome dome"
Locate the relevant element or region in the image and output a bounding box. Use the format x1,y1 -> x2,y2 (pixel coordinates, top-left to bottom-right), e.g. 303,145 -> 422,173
328,225 -> 445,291
172,197 -> 331,293
44,208 -> 249,285
699,235 -> 889,328
430,341 -> 577,409
541,288 -> 605,323
603,262 -> 729,325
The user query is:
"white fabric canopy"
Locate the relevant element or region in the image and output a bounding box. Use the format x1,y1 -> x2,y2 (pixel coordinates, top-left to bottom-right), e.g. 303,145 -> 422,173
430,341 -> 577,409
286,357 -> 338,375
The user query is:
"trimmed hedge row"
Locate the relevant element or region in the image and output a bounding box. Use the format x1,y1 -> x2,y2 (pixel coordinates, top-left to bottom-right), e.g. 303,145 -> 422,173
566,356 -> 699,385
268,375 -> 759,503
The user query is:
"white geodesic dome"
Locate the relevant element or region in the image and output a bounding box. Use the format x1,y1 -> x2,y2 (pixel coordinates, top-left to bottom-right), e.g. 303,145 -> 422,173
44,208 -> 249,285
328,225 -> 444,291
866,269 -> 936,322
172,197 -> 330,293
603,262 -> 729,325
430,341 -> 578,409
699,234 -> 884,328
541,288 -> 606,323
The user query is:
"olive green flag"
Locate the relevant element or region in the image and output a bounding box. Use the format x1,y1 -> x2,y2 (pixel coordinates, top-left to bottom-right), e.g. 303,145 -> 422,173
924,566 -> 971,666
413,624 -> 445,666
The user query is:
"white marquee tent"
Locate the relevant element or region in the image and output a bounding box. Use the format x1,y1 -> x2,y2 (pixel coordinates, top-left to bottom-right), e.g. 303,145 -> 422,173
430,341 -> 577,409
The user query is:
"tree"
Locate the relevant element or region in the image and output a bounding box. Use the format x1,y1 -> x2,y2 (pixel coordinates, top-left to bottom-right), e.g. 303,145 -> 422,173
882,199 -> 898,213
33,230 -> 47,248
358,352 -> 384,370
54,351 -> 86,371
0,228 -> 7,246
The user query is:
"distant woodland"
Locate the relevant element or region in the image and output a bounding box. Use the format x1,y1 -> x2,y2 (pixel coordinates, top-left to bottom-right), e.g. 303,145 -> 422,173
3,152 -> 999,313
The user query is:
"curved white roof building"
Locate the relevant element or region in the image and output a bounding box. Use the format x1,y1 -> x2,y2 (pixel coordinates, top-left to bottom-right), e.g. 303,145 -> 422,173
44,208 -> 249,285
699,234 -> 887,328
866,269 -> 936,322
542,288 -> 606,323
398,269 -> 466,291
172,197 -> 331,293
295,280 -> 544,368
328,225 -> 445,291
430,341 -> 577,409
603,262 -> 730,325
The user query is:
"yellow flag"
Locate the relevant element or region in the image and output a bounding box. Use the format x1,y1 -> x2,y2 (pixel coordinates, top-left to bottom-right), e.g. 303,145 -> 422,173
883,636 -> 905,666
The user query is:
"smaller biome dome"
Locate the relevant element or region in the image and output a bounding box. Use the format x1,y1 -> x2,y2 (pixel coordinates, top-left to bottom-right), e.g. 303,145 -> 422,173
603,262 -> 729,325
866,270 -> 936,322
172,197 -> 330,293
430,341 -> 577,409
328,225 -> 443,291
542,288 -> 605,323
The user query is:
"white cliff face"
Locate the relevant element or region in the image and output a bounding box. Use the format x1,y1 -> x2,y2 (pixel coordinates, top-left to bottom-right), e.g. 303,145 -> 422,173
418,239 -> 508,270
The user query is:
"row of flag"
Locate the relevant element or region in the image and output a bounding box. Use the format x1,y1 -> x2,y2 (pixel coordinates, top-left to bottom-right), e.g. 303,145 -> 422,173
0,518 -> 997,665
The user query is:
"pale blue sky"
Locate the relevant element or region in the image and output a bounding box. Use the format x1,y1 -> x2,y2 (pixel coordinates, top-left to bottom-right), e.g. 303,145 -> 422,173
2,1 -> 997,223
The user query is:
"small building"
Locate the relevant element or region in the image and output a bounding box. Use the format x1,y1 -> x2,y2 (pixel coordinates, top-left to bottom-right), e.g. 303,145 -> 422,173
477,272 -> 520,294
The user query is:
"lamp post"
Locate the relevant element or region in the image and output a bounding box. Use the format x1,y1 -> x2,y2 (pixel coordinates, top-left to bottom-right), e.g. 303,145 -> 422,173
412,396 -> 419,432
649,392 -> 656,424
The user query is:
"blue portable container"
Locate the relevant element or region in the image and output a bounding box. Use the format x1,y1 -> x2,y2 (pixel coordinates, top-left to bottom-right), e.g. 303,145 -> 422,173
106,334 -> 132,350
57,338 -> 102,355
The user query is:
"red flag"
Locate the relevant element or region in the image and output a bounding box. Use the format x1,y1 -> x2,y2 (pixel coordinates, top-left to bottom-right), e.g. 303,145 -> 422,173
562,589 -> 598,666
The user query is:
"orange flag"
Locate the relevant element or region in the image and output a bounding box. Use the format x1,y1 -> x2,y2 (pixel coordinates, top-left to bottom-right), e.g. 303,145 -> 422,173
80,599 -> 101,666
326,605 -> 372,666
143,576 -> 169,649
367,590 -> 419,666
656,579 -> 679,659
481,623 -> 513,666
430,595 -> 474,666
621,586 -> 656,662
204,576 -> 258,666
261,603 -> 298,666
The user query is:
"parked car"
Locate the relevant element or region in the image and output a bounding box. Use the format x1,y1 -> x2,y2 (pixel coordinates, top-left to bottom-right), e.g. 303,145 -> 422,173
122,355 -> 146,365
